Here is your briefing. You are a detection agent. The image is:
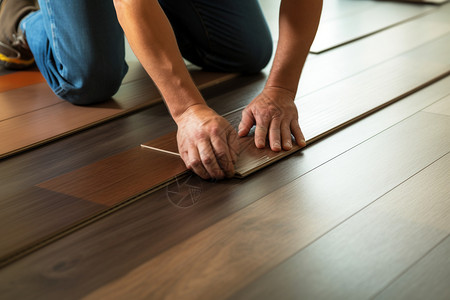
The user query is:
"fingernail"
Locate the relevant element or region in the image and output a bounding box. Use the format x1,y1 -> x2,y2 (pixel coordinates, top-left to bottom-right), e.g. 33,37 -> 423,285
300,139 -> 306,146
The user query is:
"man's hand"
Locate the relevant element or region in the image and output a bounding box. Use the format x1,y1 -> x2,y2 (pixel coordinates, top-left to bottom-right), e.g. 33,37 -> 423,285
176,104 -> 239,180
238,87 -> 306,151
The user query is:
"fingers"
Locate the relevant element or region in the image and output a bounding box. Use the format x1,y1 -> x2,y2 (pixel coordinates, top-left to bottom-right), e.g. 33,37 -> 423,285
268,117 -> 282,152
184,144 -> 210,180
211,134 -> 235,178
227,129 -> 239,165
281,121 -> 293,150
198,139 -> 225,180
291,119 -> 306,147
238,109 -> 255,137
182,131 -> 238,180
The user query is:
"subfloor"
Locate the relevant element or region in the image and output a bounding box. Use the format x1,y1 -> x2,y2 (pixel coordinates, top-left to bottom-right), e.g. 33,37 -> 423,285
0,0 -> 450,299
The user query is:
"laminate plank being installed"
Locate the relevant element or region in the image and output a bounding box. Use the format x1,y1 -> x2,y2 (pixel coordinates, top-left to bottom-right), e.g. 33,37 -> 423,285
311,0 -> 434,53
0,64 -> 237,159
76,112 -> 450,300
374,234 -> 450,300
0,75 -> 448,293
143,34 -> 450,177
231,151 -> 450,300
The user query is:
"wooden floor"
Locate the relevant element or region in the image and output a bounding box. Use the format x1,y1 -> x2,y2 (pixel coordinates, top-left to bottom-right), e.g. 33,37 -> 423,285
1,0 -> 450,299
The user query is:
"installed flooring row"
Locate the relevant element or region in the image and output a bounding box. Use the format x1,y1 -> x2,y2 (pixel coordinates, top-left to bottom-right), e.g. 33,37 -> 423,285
1,2 -> 449,268
1,74 -> 449,299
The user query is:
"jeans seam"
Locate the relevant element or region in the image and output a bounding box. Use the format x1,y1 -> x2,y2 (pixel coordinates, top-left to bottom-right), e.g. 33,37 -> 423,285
44,0 -> 64,78
189,1 -> 213,54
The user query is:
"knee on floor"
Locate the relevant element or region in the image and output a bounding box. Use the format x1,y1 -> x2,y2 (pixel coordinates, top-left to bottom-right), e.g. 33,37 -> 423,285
58,62 -> 128,106
206,31 -> 273,74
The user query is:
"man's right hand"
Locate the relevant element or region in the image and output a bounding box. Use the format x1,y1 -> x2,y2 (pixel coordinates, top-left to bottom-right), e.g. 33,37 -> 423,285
176,104 -> 239,180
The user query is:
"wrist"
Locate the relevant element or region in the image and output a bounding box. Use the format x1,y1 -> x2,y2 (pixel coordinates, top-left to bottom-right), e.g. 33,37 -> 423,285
263,85 -> 296,101
173,102 -> 209,124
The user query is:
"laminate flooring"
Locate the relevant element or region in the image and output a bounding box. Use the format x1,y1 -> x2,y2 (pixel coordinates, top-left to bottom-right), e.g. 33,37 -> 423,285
1,0 -> 449,267
144,31 -> 450,177
310,0 -> 434,53
0,62 -> 237,159
1,1 -> 449,298
0,84 -> 448,299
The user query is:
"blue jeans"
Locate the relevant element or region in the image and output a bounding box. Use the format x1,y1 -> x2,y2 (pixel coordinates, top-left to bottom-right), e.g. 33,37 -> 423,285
21,0 -> 272,105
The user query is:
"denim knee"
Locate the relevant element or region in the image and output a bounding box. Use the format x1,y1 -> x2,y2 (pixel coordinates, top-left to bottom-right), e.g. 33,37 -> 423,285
58,61 -> 128,106
235,35 -> 273,74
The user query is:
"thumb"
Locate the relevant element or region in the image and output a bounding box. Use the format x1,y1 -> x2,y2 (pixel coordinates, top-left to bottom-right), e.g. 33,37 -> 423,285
238,109 -> 255,137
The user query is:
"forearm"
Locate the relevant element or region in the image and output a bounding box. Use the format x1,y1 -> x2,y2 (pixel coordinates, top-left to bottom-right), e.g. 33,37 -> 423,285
113,0 -> 206,121
266,0 -> 322,96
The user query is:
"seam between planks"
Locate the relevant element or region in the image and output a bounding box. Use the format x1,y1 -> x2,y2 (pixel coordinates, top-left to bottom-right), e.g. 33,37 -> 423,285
231,150 -> 450,299
3,85 -> 448,268
369,232 -> 450,300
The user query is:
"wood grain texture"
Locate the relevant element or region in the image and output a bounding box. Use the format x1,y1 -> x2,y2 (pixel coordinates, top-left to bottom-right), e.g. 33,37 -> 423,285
0,64 -> 237,159
232,152 -> 450,300
0,147 -> 186,265
0,77 -> 448,297
81,112 -> 450,300
1,0 -> 448,274
423,94 -> 450,116
144,34 -> 450,177
311,0 -> 434,53
0,62 -> 146,122
0,69 -> 44,93
300,4 -> 450,96
38,147 -> 187,207
0,187 -> 107,266
375,234 -> 450,300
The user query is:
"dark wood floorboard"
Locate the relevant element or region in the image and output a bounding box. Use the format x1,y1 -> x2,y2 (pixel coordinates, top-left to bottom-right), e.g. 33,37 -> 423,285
1,2 -> 449,297
374,234 -> 450,300
0,105 -> 449,299
231,151 -> 450,300
81,112 -> 450,300
0,75 -> 266,265
311,0 -> 434,53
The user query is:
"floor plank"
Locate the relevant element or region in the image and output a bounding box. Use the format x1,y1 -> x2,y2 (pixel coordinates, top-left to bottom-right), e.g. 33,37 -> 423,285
143,34 -> 450,177
374,234 -> 450,300
1,74 -> 448,268
38,147 -> 186,207
423,94 -> 450,116
83,112 -> 450,300
1,110 -> 448,299
0,69 -> 44,93
311,0 -> 434,53
0,61 -> 148,122
300,3 -> 450,96
0,147 -> 186,264
232,152 -> 450,299
0,68 -> 237,159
